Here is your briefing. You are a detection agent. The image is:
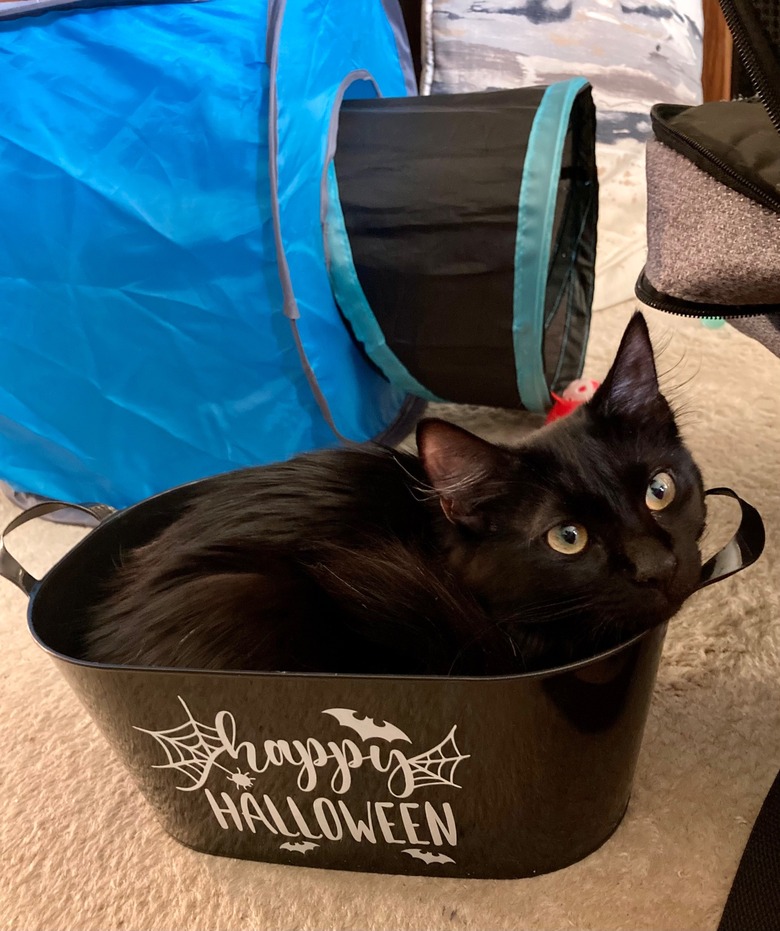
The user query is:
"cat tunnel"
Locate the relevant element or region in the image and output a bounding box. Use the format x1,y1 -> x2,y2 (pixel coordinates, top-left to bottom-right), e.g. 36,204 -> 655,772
331,85 -> 597,410
0,0 -> 597,509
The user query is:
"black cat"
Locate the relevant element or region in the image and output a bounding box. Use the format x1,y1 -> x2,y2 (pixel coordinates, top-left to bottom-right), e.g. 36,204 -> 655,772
85,312 -> 706,675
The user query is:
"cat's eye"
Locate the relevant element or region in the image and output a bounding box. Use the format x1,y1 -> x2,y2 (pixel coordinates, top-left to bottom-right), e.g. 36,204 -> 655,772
546,523 -> 588,555
646,471 -> 676,511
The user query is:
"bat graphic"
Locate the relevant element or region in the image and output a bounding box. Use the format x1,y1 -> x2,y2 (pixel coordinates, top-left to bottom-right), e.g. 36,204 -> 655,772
280,841 -> 319,854
322,708 -> 411,743
402,848 -> 455,865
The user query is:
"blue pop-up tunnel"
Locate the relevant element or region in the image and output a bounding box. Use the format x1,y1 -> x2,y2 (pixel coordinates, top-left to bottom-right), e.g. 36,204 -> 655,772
0,0 -> 597,509
0,0 -> 420,508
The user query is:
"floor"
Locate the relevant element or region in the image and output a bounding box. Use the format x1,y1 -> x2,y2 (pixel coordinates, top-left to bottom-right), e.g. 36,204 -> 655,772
2,303 -> 779,931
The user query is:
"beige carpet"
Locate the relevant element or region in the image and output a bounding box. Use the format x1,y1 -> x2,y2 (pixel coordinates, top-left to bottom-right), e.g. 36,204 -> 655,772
2,302 -> 779,931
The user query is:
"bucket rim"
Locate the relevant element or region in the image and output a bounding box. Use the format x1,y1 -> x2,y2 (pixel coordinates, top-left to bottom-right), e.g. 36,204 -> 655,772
18,471 -> 764,684
24,470 -> 669,680
27,576 -> 667,683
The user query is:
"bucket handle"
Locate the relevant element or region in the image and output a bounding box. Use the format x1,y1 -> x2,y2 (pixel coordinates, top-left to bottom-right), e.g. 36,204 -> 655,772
0,487 -> 765,598
697,487 -> 765,590
0,501 -> 116,596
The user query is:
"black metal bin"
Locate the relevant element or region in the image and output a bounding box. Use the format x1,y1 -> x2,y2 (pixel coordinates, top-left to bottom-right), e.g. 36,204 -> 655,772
0,483 -> 764,879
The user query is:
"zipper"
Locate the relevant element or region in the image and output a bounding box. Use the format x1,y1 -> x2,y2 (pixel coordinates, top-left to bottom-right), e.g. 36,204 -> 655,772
719,0 -> 780,133
652,106 -> 780,213
637,292 -> 775,320
636,272 -> 780,319
640,1 -> 780,319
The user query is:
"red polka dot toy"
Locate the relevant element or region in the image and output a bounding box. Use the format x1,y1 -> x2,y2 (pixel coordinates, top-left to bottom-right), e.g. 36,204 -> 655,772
545,378 -> 600,424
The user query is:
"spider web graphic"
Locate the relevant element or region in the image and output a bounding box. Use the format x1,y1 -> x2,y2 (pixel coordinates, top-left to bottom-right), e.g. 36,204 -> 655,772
135,698 -> 470,799
134,696 -> 237,792
388,726 -> 469,798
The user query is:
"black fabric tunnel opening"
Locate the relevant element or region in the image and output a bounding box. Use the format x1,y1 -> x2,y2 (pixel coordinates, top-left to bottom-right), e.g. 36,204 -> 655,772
330,85 -> 598,410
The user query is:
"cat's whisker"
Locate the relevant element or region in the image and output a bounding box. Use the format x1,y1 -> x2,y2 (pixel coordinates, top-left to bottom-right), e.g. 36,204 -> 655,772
445,595 -> 605,674
667,400 -> 702,430
496,592 -> 597,626
434,470 -> 491,500
656,348 -> 691,384
390,454 -> 438,502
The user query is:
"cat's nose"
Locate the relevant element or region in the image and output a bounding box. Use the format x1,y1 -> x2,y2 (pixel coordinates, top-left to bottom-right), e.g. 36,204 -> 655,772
623,538 -> 677,588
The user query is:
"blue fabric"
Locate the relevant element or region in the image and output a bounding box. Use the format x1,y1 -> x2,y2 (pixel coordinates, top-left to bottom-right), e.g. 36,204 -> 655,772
272,1 -> 411,441
513,78 -> 588,414
324,163 -> 442,403
0,0 -> 413,508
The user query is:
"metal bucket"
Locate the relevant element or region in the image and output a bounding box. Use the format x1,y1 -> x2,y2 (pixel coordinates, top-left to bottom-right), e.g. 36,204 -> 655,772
0,483 -> 764,879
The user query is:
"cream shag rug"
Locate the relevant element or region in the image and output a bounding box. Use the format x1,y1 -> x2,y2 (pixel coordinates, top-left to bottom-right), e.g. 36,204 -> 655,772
1,302 -> 779,931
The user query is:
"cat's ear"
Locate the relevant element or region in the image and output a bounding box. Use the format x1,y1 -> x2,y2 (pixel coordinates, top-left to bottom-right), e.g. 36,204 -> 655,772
416,419 -> 508,530
589,311 -> 666,419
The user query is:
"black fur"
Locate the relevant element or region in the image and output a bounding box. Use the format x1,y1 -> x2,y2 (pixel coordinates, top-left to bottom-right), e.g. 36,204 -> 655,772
85,313 -> 706,675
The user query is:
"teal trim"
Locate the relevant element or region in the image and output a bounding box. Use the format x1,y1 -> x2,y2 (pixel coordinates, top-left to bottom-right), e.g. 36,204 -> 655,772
323,162 -> 443,403
550,184 -> 596,389
513,78 -> 588,413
